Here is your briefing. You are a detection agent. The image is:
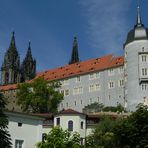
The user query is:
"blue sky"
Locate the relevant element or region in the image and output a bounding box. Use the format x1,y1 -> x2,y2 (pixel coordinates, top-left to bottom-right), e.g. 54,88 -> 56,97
0,0 -> 148,73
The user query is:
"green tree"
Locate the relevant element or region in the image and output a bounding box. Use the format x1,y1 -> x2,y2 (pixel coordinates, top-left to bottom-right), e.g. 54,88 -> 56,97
17,77 -> 63,113
85,117 -> 117,148
83,102 -> 104,113
103,103 -> 125,113
37,126 -> 83,148
86,104 -> 148,148
0,93 -> 12,148
114,104 -> 148,147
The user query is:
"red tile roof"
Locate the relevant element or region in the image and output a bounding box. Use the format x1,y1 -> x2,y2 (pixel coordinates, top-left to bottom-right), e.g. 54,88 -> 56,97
0,54 -> 124,91
58,108 -> 85,115
36,54 -> 124,81
0,83 -> 18,91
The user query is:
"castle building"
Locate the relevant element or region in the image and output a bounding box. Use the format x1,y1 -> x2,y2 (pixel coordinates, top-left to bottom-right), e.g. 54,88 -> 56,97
124,6 -> 148,110
0,6 -> 147,112
1,32 -> 36,85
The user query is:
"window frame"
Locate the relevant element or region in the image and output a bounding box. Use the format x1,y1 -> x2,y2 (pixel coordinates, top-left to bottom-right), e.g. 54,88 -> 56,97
68,120 -> 73,131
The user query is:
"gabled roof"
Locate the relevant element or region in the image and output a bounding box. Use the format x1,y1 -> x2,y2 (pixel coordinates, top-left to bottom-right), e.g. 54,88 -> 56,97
0,54 -> 124,91
58,108 -> 85,116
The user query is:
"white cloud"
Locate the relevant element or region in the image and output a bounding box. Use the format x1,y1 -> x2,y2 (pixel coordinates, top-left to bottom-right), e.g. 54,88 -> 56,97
79,0 -> 132,56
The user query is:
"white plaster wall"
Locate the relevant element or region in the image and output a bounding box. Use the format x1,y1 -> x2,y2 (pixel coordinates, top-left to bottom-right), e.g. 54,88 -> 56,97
54,114 -> 86,138
7,115 -> 43,148
125,40 -> 148,110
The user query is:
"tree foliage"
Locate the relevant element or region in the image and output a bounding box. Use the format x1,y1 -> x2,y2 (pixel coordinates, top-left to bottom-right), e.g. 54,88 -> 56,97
85,117 -> 117,148
85,104 -> 148,148
83,102 -> 104,113
37,127 -> 84,148
83,102 -> 125,113
0,93 -> 12,148
17,77 -> 63,113
103,103 -> 125,113
114,104 -> 148,147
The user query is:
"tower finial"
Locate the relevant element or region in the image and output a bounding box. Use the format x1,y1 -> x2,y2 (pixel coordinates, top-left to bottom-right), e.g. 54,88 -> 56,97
10,31 -> 16,47
136,5 -> 143,27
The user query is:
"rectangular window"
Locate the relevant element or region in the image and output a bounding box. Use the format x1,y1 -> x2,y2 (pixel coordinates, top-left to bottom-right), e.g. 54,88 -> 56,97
108,81 -> 115,89
142,68 -> 148,76
76,76 -> 81,82
56,118 -> 60,126
95,84 -> 100,90
141,84 -> 147,90
61,89 -> 69,96
15,140 -> 24,148
118,79 -> 124,87
61,79 -> 69,85
75,101 -> 76,106
89,85 -> 95,92
81,121 -> 84,129
108,69 -> 114,76
78,87 -> 83,94
65,89 -> 69,96
89,73 -> 95,80
18,123 -> 22,127
96,72 -> 100,78
141,55 -> 147,62
89,72 -> 100,80
73,87 -> 83,95
118,67 -> 124,74
73,88 -> 78,94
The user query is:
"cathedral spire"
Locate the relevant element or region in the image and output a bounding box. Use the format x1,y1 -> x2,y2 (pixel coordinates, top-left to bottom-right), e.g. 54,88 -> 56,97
26,41 -> 32,58
21,41 -> 36,81
10,31 -> 16,48
136,5 -> 143,27
69,37 -> 80,64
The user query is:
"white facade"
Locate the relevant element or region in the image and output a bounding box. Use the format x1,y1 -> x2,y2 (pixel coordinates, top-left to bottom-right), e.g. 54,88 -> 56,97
6,112 -> 44,148
54,113 -> 86,139
6,110 -> 129,147
58,66 -> 124,112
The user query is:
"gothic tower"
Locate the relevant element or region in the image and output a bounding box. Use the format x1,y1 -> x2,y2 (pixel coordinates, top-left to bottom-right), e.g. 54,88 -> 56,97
69,37 -> 80,64
21,42 -> 36,81
124,6 -> 148,111
1,32 -> 21,85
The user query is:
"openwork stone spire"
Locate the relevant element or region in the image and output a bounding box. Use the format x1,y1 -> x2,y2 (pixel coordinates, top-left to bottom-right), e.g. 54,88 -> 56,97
21,41 -> 36,81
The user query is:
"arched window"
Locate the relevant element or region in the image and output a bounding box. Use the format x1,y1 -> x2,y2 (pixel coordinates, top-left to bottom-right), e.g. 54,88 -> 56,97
68,120 -> 73,131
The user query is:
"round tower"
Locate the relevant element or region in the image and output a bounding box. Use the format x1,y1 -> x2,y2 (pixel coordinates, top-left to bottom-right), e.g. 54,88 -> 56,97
124,6 -> 148,111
